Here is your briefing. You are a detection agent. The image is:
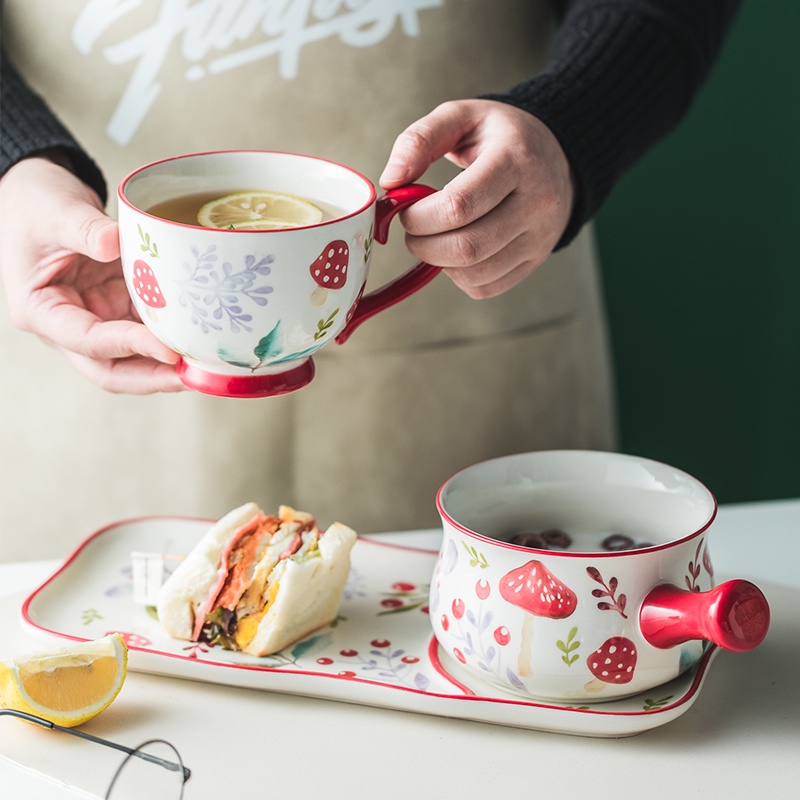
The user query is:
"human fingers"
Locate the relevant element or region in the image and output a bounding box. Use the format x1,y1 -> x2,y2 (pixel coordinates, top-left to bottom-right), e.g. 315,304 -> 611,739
51,193 -> 120,266
402,180 -> 562,270
379,101 -> 483,188
439,232 -> 544,299
34,299 -> 179,365
62,349 -> 184,395
397,147 -> 517,239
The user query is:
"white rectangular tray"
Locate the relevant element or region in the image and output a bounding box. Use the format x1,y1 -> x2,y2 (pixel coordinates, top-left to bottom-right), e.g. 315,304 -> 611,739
21,517 -> 719,738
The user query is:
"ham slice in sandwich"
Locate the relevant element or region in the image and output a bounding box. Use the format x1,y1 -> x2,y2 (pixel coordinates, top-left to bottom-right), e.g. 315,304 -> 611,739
157,502 -> 356,656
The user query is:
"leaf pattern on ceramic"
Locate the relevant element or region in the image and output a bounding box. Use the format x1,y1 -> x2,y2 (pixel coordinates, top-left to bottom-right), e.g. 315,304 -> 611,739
378,581 -> 430,616
586,566 -> 628,617
438,587 -> 522,689
313,308 -> 339,341
325,639 -> 429,691
461,541 -> 489,569
177,245 -> 274,333
643,695 -> 674,711
556,626 -> 581,666
686,540 -> 705,592
137,224 -> 159,258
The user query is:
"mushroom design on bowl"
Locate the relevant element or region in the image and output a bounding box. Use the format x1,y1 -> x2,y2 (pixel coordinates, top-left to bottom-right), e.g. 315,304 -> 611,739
499,560 -> 577,677
584,636 -> 638,693
309,240 -> 349,306
131,259 -> 166,321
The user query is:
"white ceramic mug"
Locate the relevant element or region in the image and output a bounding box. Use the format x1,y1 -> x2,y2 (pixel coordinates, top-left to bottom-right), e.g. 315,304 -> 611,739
118,150 -> 439,398
431,450 -> 770,702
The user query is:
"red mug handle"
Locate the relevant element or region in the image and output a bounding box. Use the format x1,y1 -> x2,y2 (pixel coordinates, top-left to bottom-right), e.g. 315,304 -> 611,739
639,579 -> 770,652
335,184 -> 440,345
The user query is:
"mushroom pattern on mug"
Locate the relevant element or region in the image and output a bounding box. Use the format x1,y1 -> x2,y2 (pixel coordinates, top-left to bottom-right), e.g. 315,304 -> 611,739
131,259 -> 166,321
309,240 -> 349,305
498,560 -> 577,677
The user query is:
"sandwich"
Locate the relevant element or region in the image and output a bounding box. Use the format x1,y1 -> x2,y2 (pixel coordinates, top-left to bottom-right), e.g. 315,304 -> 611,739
157,502 -> 357,656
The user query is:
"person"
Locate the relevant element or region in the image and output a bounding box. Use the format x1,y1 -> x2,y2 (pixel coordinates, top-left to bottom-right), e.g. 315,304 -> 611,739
0,1 -> 741,560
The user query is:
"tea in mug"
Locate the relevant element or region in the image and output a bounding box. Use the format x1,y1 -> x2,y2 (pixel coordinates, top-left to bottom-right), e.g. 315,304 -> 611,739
146,190 -> 337,230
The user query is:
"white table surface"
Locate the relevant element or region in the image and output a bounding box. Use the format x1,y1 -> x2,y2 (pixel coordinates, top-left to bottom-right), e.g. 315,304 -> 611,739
1,501 -> 799,799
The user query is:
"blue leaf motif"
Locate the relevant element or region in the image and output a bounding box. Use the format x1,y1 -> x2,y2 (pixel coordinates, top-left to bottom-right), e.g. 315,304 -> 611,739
290,632 -> 331,660
506,668 -> 526,691
217,349 -> 256,369
414,673 -> 430,692
254,322 -> 283,362
176,246 -> 272,334
441,539 -> 459,574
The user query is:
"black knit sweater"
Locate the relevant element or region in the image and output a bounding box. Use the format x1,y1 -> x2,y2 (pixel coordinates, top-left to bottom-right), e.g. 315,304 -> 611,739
0,0 -> 741,248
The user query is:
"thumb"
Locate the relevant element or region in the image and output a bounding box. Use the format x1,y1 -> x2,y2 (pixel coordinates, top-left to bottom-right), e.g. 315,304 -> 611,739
57,199 -> 120,263
379,102 -> 476,188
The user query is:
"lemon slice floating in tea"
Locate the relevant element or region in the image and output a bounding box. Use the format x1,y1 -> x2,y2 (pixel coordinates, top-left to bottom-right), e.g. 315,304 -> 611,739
0,634 -> 128,727
197,190 -> 324,230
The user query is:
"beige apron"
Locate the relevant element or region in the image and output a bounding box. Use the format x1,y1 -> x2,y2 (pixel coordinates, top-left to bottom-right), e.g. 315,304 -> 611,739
0,0 -> 616,562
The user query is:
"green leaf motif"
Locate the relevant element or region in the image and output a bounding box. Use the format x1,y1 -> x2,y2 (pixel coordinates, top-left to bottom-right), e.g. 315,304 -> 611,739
377,599 -> 428,616
313,308 -> 339,341
643,695 -> 674,711
254,321 -> 283,362
137,224 -> 159,258
290,632 -> 332,661
461,541 -> 489,569
81,608 -> 103,625
364,223 -> 374,264
556,626 -> 581,666
218,350 -> 257,369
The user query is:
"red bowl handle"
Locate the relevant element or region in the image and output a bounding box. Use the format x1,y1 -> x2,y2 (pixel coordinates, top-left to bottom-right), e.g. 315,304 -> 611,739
640,580 -> 770,652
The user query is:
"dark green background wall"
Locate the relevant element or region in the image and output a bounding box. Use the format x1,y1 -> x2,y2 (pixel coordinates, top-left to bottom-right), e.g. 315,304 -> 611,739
594,1 -> 800,503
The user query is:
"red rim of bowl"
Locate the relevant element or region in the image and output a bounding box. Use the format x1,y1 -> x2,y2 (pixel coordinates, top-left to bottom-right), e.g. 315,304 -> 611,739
435,450 -> 718,558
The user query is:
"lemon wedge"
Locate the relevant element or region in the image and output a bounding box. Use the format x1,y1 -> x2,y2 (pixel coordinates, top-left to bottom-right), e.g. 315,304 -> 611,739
0,634 -> 128,727
197,190 -> 324,230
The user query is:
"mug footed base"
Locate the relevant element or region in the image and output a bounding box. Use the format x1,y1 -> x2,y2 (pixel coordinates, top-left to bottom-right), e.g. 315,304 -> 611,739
177,357 -> 315,398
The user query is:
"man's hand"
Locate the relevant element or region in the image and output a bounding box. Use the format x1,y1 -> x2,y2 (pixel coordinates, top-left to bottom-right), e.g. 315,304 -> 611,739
0,156 -> 182,393
380,100 -> 575,299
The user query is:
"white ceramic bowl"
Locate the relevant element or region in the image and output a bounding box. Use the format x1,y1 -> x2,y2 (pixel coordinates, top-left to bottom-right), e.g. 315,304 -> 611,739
431,450 -> 769,702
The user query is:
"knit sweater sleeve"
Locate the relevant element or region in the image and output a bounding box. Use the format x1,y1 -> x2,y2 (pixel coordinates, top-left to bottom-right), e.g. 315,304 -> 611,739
483,0 -> 742,248
0,46 -> 107,203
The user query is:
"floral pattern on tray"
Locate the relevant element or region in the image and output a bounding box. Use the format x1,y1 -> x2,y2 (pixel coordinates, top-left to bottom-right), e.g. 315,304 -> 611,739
21,517 -> 719,738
